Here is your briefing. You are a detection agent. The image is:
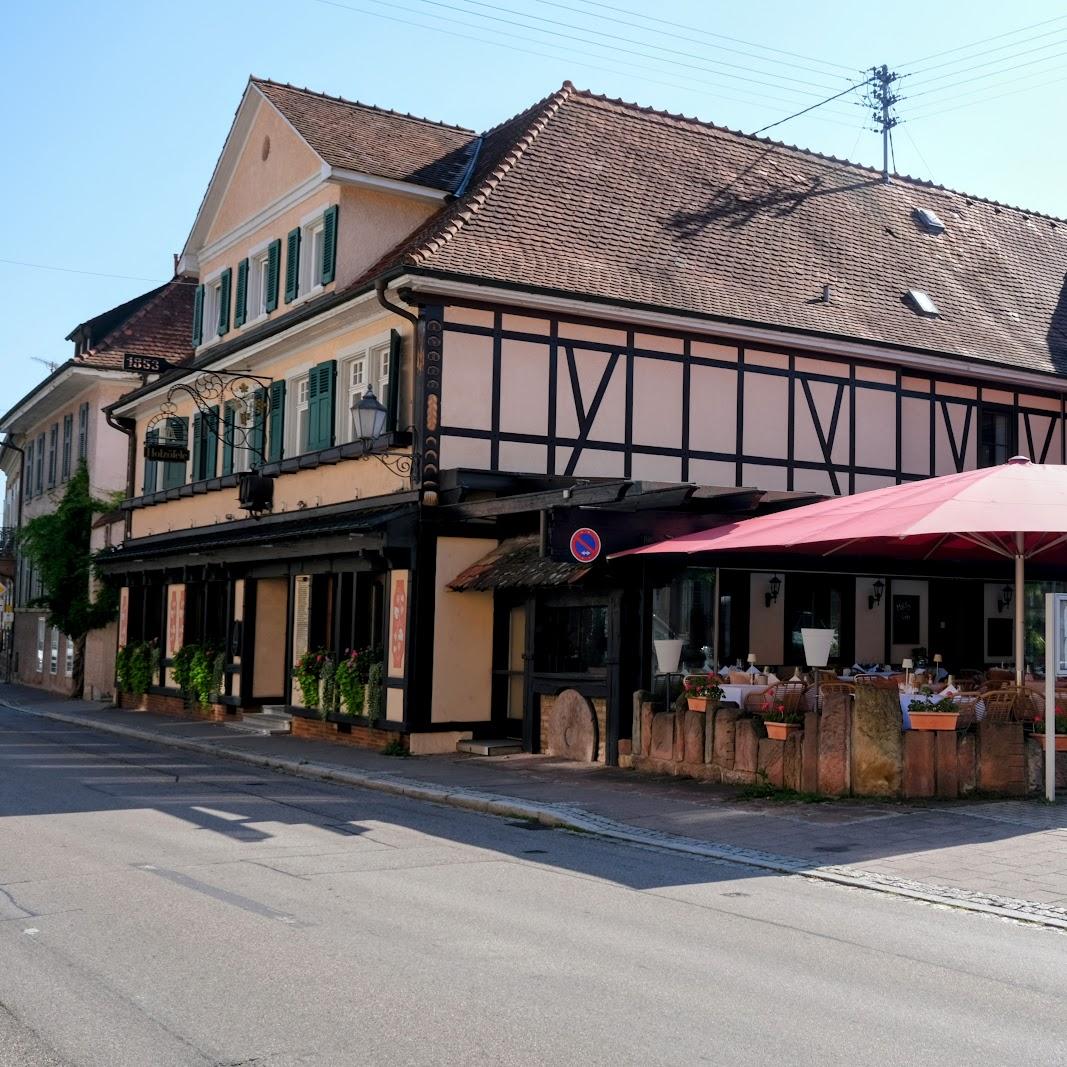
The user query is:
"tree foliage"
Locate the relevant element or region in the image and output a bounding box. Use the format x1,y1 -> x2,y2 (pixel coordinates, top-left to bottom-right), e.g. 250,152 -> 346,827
19,459 -> 118,640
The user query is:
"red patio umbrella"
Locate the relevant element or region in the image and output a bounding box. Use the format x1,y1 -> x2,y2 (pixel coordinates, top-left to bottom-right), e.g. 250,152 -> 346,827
617,456 -> 1067,688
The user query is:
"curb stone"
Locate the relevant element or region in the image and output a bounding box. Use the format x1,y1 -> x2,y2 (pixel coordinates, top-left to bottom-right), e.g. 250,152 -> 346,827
5,699 -> 1067,932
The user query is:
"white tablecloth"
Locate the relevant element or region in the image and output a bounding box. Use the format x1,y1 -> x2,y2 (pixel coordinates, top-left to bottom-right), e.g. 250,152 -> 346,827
719,684 -> 769,706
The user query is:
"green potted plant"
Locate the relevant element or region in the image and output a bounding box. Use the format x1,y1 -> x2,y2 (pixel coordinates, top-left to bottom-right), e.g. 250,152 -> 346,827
683,675 -> 724,713
294,648 -> 330,711
908,688 -> 959,731
1032,712 -> 1067,751
762,699 -> 803,740
335,647 -> 370,717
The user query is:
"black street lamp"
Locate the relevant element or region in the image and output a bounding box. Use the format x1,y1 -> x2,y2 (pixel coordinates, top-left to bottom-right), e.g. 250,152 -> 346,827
349,387 -> 416,478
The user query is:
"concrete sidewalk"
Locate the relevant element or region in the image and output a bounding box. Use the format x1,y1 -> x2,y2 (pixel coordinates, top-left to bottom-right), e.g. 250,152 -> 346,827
3,683 -> 1067,930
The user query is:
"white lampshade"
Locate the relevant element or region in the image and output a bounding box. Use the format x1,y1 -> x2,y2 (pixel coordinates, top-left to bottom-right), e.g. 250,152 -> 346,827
747,652 -> 757,664
933,654 -> 943,664
901,658 -> 914,670
351,387 -> 388,442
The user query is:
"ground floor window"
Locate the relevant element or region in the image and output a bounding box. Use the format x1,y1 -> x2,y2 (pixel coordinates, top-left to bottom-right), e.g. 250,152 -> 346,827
49,627 -> 59,675
534,601 -> 608,674
65,635 -> 75,677
36,616 -> 45,673
650,568 -> 717,674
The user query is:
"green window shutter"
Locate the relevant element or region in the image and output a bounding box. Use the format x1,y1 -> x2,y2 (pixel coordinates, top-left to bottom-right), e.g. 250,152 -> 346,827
234,259 -> 249,328
61,414 -> 73,481
267,380 -> 286,463
265,239 -> 281,312
24,442 -> 33,499
221,405 -> 235,475
307,361 -> 336,451
284,227 -> 301,304
192,284 -> 204,346
162,417 -> 188,489
217,268 -> 232,336
321,204 -> 338,285
77,403 -> 89,460
143,429 -> 159,493
191,413 -> 203,480
249,389 -> 266,463
204,406 -> 219,479
386,329 -> 401,432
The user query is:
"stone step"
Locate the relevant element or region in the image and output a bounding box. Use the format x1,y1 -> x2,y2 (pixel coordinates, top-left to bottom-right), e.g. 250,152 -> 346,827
456,738 -> 524,757
229,708 -> 293,736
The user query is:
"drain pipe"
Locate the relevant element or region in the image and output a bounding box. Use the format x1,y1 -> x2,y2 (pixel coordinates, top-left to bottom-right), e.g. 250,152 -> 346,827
104,409 -> 137,541
375,278 -> 428,498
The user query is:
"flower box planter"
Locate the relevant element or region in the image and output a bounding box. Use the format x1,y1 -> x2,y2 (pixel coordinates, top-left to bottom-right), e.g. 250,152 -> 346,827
764,721 -> 802,741
1032,733 -> 1067,751
909,711 -> 959,731
686,697 -> 719,713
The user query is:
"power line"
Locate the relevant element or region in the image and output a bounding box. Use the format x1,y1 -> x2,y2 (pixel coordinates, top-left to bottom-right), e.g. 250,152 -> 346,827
752,77 -> 869,135
312,0 -> 859,121
412,0 -> 848,96
905,70 -> 1067,122
533,0 -> 857,80
0,258 -> 167,284
899,124 -> 935,183
896,12 -> 1067,69
904,24 -> 1067,78
905,46 -> 1067,100
548,0 -> 857,74
903,59 -> 1067,110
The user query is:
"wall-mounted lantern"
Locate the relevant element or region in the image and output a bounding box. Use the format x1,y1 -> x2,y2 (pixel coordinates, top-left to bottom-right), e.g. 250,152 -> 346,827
765,573 -> 782,608
868,578 -> 885,610
350,387 -> 417,478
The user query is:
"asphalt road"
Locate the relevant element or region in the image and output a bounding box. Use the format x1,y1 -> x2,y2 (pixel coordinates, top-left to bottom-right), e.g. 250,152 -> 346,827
1,706 -> 1065,1067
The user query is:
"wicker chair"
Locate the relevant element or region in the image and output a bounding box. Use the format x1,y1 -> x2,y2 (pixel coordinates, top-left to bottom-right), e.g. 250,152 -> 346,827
812,681 -> 854,713
745,682 -> 806,716
977,687 -> 1037,722
854,674 -> 897,688
728,671 -> 753,685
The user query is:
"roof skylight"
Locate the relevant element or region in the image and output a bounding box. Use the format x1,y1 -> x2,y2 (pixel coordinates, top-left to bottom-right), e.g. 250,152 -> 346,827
915,207 -> 946,235
906,289 -> 940,317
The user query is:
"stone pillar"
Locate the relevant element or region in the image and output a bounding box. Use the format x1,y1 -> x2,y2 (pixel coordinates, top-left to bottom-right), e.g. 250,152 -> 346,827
851,685 -> 903,797
977,721 -> 1026,796
683,710 -> 705,765
818,691 -> 852,796
710,706 -> 740,769
801,710 -> 819,793
903,731 -> 935,798
757,738 -> 785,787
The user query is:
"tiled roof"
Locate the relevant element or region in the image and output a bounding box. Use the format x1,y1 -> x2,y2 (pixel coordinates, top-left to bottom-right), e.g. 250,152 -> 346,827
398,84 -> 1067,378
252,78 -> 479,192
448,535 -> 589,591
80,277 -> 196,369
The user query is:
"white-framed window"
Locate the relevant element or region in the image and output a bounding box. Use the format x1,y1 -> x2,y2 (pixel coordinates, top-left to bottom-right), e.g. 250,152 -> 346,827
65,635 -> 74,677
339,341 -> 392,444
201,277 -> 221,343
36,617 -> 45,673
299,218 -> 326,297
247,247 -> 270,321
49,626 -> 59,675
290,375 -> 311,455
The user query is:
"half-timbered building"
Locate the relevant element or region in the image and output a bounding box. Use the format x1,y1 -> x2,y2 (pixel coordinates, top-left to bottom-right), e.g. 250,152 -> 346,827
99,79 -> 1067,762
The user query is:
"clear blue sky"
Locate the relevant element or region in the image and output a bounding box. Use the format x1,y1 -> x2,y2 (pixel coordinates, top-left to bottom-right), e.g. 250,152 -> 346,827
3,0 -> 1065,412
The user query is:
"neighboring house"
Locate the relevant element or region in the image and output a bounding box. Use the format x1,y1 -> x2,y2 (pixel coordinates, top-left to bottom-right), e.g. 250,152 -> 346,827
0,278 -> 194,697
98,79 -> 1067,761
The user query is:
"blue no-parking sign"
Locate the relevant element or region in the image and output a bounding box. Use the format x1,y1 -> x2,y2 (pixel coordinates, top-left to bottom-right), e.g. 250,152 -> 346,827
569,527 -> 602,563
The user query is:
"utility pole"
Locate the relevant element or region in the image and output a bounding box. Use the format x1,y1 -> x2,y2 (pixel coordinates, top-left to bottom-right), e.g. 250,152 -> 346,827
865,65 -> 900,184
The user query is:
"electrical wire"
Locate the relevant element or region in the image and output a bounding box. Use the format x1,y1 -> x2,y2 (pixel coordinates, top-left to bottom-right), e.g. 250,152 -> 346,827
532,0 -> 856,80
311,0 -> 861,123
889,127 -> 897,175
905,46 -> 1067,100
896,12 -> 1067,69
752,78 -> 870,135
903,24 -> 1067,78
410,0 -> 848,95
0,258 -> 167,284
905,70 -> 1067,121
902,58 -> 1067,110
899,124 -> 935,182
547,0 -> 857,74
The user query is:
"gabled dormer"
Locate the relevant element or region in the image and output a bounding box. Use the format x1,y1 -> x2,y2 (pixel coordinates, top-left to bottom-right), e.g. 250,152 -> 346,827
179,78 -> 479,352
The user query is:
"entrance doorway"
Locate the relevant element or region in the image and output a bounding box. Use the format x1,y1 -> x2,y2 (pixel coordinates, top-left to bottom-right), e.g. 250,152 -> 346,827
929,579 -> 985,674
783,574 -> 855,667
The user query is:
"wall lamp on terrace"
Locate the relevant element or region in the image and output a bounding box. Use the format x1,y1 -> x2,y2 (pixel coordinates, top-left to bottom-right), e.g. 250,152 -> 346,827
350,388 -> 416,478
765,574 -> 782,608
868,578 -> 885,611
998,583 -> 1013,614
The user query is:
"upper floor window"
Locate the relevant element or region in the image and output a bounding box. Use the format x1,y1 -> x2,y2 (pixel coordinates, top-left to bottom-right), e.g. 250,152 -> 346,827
47,424 -> 58,487
979,407 -> 1015,467
61,414 -> 73,481
340,342 -> 392,444
77,402 -> 89,461
300,218 -> 326,298
291,375 -> 311,456
285,205 -> 338,306
35,433 -> 45,494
